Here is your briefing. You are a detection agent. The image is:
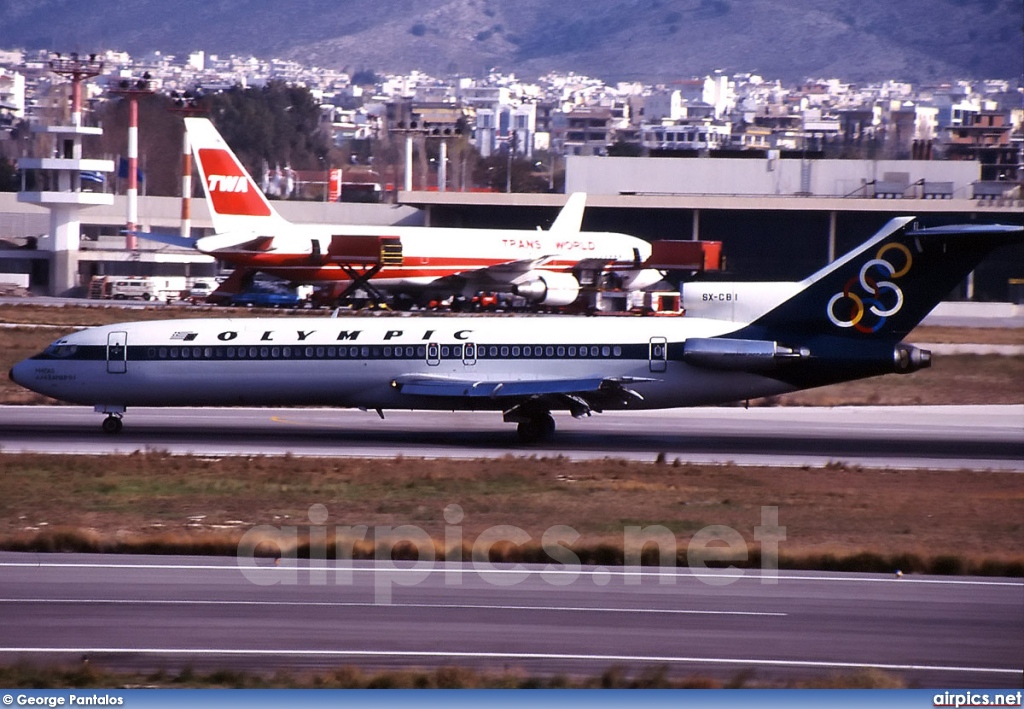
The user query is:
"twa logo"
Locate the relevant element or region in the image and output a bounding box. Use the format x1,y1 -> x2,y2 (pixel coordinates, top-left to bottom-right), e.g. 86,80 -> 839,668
197,148 -> 272,218
208,175 -> 249,193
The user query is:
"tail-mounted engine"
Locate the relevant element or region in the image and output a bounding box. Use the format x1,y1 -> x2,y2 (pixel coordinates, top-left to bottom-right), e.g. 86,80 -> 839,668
683,338 -> 809,372
893,344 -> 931,374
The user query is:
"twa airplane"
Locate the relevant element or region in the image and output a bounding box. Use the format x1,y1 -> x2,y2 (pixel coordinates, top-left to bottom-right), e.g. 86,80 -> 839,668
12,218 -> 1020,441
180,117 -> 664,306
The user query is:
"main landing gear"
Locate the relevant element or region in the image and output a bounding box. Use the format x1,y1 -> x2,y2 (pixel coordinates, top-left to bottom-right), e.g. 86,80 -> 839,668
508,410 -> 556,444
101,414 -> 123,434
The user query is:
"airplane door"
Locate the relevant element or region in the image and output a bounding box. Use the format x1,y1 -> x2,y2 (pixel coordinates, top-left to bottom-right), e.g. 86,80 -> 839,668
462,342 -> 477,366
107,331 -> 127,374
426,341 -> 440,367
649,336 -> 667,373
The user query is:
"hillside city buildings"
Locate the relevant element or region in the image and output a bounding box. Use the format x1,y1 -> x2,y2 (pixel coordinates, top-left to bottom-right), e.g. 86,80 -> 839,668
0,46 -> 1020,300
1,46 -> 1021,196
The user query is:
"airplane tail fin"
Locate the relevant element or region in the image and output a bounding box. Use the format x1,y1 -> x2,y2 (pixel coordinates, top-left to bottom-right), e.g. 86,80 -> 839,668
549,193 -> 587,232
739,217 -> 1023,341
184,117 -> 287,235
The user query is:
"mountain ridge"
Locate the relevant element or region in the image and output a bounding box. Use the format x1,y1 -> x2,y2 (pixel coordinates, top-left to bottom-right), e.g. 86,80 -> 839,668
1,0 -> 1020,83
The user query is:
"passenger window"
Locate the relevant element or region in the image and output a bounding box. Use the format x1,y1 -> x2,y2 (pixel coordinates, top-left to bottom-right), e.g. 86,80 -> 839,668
613,346 -> 622,357
602,346 -> 611,357
500,346 -> 509,357
327,347 -> 336,357
568,346 -> 576,356
524,346 -> 532,357
545,346 -> 554,357
556,346 -> 565,357
489,346 -> 498,357
512,346 -> 520,357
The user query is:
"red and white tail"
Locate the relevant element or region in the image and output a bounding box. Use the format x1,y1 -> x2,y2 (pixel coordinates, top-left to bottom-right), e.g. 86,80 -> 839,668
184,117 -> 287,234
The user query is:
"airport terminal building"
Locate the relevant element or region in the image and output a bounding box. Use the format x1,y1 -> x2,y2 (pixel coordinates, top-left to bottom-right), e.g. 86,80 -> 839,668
0,151 -> 1021,302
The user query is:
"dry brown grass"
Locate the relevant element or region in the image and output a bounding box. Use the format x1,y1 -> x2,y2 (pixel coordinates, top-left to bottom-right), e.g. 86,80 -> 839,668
3,453 -> 1021,574
0,659 -> 906,688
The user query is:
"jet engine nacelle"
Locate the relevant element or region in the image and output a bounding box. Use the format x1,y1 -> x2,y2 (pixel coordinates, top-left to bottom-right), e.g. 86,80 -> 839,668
513,271 -> 581,307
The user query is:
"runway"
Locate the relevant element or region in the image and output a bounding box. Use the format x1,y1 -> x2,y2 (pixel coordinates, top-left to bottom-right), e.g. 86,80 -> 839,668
0,552 -> 1020,686
0,404 -> 1021,470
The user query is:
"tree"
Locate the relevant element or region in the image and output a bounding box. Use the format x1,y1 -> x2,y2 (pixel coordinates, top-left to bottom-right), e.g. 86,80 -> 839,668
205,82 -> 332,179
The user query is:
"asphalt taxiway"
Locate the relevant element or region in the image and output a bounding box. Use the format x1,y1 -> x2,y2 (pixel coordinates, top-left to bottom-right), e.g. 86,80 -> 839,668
0,404 -> 1021,470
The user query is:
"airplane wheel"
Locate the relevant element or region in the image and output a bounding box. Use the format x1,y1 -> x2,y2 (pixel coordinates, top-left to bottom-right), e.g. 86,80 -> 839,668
101,415 -> 123,434
517,413 -> 555,444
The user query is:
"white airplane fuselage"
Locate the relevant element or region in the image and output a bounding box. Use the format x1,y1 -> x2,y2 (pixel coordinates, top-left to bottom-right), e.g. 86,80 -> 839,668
13,315 -> 793,412
199,224 -> 663,292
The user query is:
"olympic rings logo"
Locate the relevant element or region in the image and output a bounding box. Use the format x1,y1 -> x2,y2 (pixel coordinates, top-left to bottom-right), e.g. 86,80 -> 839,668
827,242 -> 913,333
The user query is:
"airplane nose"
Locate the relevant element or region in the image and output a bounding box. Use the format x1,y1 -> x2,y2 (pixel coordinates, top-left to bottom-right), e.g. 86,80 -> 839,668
9,360 -> 29,388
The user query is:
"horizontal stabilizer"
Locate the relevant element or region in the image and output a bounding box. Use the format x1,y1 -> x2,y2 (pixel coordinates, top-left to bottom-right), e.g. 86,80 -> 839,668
129,230 -> 196,249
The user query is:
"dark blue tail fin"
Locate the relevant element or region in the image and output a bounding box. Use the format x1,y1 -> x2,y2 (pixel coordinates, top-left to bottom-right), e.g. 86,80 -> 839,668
740,217 -> 1022,341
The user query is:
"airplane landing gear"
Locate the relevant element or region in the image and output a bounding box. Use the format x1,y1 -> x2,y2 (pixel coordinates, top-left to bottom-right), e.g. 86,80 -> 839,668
101,413 -> 123,434
516,411 -> 555,444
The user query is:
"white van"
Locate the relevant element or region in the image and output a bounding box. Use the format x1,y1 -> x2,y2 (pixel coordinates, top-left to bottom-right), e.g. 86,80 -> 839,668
109,278 -> 161,301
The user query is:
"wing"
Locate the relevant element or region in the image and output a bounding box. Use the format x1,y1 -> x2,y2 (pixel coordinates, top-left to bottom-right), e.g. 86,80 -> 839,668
424,257 -> 556,293
390,373 -> 653,418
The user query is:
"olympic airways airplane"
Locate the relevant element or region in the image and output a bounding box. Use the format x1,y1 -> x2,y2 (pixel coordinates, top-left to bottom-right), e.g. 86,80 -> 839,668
160,117 -> 665,306
10,218 -> 1021,441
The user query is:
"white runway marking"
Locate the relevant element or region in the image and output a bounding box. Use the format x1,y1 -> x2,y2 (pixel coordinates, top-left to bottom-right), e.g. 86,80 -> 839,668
0,598 -> 786,617
1,560 -> 1021,587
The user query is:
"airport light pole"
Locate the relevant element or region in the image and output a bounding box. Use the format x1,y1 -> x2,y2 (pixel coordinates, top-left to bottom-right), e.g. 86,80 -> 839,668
168,92 -> 206,239
110,74 -> 156,252
49,53 -> 104,129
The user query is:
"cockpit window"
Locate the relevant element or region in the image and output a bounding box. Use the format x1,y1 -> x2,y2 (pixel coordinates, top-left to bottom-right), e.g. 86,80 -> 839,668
44,342 -> 78,358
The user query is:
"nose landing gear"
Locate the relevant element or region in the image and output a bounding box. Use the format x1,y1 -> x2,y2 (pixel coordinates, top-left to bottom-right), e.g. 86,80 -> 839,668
101,414 -> 123,434
95,405 -> 126,434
